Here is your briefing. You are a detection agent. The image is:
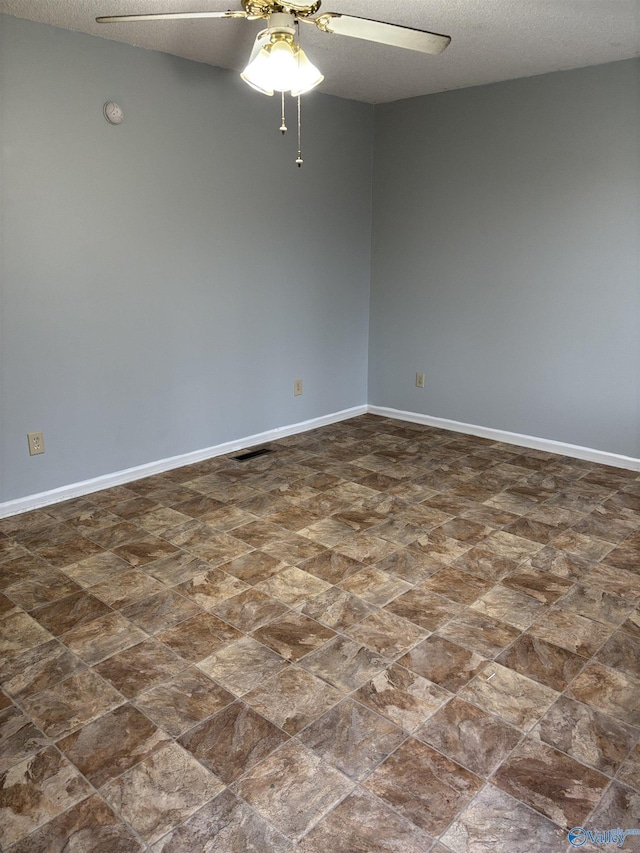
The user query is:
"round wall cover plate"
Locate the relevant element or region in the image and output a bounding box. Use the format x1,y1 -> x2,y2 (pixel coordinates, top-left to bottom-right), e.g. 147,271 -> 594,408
104,101 -> 124,124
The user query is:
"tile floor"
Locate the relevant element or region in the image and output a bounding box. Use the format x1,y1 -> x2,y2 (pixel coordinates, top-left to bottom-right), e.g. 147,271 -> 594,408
1,414 -> 640,851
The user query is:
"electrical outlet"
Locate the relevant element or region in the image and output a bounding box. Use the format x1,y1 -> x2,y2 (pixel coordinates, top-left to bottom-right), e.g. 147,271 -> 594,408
294,379 -> 303,396
416,372 -> 425,388
27,432 -> 45,455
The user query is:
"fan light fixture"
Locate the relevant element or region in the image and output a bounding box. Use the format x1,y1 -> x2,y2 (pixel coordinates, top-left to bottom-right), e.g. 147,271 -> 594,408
96,1 -> 452,166
241,14 -> 323,96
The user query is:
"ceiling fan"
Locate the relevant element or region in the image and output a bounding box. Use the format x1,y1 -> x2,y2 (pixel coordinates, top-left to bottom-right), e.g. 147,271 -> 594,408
97,1 -> 451,164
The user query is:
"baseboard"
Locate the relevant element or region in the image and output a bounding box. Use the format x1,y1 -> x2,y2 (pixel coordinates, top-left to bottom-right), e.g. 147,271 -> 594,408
0,405 -> 367,519
367,405 -> 640,472
4,402 -> 637,519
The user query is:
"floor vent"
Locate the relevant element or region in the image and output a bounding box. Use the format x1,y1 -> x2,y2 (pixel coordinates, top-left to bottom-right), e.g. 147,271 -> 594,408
233,447 -> 274,462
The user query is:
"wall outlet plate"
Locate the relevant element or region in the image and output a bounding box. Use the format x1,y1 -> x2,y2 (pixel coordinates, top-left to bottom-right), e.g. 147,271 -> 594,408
416,372 -> 425,388
294,379 -> 303,396
28,432 -> 45,455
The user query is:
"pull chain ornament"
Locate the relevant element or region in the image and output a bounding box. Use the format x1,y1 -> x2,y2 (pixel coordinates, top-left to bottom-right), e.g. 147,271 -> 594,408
296,94 -> 303,166
280,91 -> 287,134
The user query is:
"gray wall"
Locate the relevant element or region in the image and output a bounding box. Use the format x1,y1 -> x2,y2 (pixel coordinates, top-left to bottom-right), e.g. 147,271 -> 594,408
0,16 -> 373,502
369,60 -> 640,458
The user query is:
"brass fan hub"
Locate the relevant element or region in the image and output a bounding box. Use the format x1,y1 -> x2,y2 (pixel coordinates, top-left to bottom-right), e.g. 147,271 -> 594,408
241,0 -> 321,20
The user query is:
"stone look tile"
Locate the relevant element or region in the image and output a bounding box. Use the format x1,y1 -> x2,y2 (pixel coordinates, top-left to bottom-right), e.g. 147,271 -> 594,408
5,569 -> 82,611
30,591 -> 111,636
142,552 -> 212,586
585,563 -> 640,601
617,744 -> 640,790
596,630 -> 640,679
587,782 -> 640,851
557,584 -> 635,626
35,536 -> 104,569
112,535 -> 180,567
354,664 -> 451,732
177,569 -> 250,610
244,667 -> 342,734
135,669 -> 235,737
262,535 -> 327,565
452,545 -> 518,583
399,635 -> 487,692
568,662 -> 640,726
364,737 -> 483,836
386,587 -> 463,631
470,585 -> 546,630
212,588 -> 289,632
297,786 -> 433,853
61,551 -> 131,588
198,636 -> 287,695
493,737 -> 609,828
495,633 -> 585,691
233,740 -> 353,841
437,611 -> 521,658
61,611 -> 148,665
0,610 -> 53,656
101,742 -> 223,844
22,669 -> 124,739
440,785 -> 568,853
0,639 -> 85,700
300,636 -> 389,692
152,789 -> 292,853
0,706 -> 50,772
58,703 -> 170,787
156,611 -> 241,662
339,567 -> 411,606
345,609 -> 428,659
373,548 -> 437,585
417,697 -> 522,777
256,566 -> 331,606
94,640 -> 184,699
458,663 -> 558,730
421,566 -> 493,605
535,695 -> 637,776
179,701 -> 289,783
501,566 -> 574,604
301,587 -> 376,630
89,568 -> 166,609
622,609 -> 640,639
298,698 -> 405,781
120,589 -> 201,634
0,745 -> 92,847
7,793 -> 145,853
220,551 -> 289,584
300,551 -> 366,584
252,612 -> 336,661
528,608 -> 613,657
4,419 -> 640,853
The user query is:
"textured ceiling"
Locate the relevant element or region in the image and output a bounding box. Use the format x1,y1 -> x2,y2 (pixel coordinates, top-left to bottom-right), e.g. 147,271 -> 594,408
1,0 -> 639,102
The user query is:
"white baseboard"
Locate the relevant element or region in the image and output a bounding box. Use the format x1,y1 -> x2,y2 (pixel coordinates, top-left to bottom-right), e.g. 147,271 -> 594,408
3,402 -> 638,519
368,405 -> 640,472
0,405 -> 367,519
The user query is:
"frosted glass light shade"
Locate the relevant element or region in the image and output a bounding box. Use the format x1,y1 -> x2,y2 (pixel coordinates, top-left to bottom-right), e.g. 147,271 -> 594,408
241,31 -> 275,95
291,49 -> 324,96
241,32 -> 323,96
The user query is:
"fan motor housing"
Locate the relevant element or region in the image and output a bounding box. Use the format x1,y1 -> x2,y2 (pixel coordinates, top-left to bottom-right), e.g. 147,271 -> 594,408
242,0 -> 321,20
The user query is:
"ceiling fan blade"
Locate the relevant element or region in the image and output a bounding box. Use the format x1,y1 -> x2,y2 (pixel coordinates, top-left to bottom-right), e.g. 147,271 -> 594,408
96,10 -> 246,23
313,13 -> 450,54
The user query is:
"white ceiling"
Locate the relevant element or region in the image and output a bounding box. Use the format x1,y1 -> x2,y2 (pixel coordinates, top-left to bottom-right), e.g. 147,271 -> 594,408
1,0 -> 639,102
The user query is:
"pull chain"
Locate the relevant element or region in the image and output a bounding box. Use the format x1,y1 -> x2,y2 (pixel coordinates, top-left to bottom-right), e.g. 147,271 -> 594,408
294,19 -> 303,167
279,91 -> 287,134
296,94 -> 303,167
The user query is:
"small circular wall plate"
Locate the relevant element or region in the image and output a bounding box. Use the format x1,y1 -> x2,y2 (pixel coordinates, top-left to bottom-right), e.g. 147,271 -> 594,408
103,101 -> 124,125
